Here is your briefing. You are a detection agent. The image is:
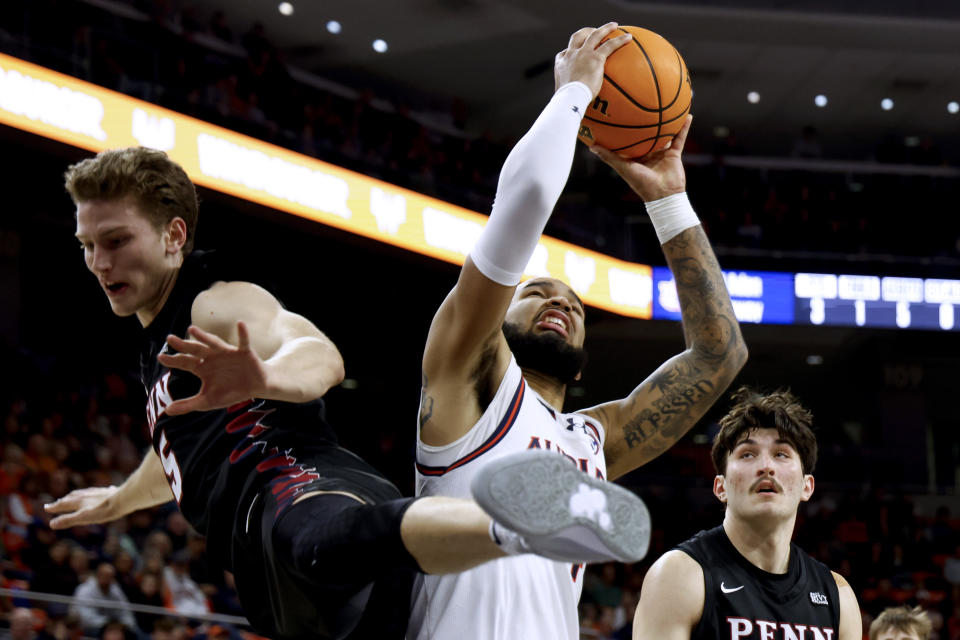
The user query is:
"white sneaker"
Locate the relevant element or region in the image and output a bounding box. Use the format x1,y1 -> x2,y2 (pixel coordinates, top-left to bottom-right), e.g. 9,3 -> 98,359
471,450 -> 650,563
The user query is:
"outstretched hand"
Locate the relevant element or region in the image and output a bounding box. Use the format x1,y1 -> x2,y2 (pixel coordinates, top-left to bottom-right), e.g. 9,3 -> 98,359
45,486 -> 119,529
157,322 -> 267,415
590,114 -> 692,202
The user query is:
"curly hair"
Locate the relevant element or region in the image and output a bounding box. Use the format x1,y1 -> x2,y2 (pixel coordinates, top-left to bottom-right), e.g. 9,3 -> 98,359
64,147 -> 198,254
711,386 -> 817,475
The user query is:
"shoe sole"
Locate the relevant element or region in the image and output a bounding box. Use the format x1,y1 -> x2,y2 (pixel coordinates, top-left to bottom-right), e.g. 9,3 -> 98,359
470,450 -> 650,563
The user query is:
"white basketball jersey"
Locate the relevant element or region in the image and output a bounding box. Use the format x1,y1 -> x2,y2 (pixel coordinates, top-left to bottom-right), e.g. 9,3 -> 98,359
409,356 -> 607,640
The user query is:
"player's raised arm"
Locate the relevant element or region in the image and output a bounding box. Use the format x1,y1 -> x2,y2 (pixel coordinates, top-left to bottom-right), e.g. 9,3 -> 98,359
420,23 -> 632,446
632,550 -> 703,640
581,117 -> 748,480
156,280 -> 344,415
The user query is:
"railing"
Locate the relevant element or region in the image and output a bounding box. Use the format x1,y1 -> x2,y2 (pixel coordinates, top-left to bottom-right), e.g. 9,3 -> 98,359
0,587 -> 250,627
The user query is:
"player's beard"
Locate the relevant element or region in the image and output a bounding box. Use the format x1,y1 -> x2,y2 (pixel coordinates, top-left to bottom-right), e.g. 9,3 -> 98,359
502,322 -> 587,385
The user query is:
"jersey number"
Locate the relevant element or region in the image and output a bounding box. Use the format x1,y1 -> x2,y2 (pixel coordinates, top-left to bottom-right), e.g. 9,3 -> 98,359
158,430 -> 183,503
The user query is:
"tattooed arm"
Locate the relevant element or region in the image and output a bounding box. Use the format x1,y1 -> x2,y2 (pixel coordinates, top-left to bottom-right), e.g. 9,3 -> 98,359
582,116 -> 747,481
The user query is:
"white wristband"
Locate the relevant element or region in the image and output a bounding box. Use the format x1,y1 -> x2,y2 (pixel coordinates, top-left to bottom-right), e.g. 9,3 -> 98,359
644,192 -> 700,245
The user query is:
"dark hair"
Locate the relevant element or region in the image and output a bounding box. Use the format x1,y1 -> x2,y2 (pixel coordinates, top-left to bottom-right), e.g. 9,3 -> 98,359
64,147 -> 199,254
711,386 -> 817,475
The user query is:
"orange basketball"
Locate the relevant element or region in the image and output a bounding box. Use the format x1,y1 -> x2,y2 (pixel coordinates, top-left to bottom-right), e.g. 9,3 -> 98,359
578,26 -> 692,158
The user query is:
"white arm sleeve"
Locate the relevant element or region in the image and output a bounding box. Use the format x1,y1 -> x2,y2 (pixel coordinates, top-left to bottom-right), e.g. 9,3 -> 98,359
470,81 -> 593,286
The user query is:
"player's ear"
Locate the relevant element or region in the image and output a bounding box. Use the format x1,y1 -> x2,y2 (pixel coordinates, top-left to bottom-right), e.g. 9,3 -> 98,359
800,474 -> 814,502
713,476 -> 726,503
165,217 -> 187,255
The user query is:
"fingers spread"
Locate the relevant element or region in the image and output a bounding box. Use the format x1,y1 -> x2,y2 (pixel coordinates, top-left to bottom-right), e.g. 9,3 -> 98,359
166,334 -> 205,356
157,353 -> 199,372
187,325 -> 228,348
236,321 -> 251,351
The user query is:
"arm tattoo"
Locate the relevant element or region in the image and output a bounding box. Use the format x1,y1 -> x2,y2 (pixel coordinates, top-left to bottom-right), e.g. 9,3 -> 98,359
665,226 -> 741,362
621,226 -> 745,454
622,361 -> 715,450
419,373 -> 435,429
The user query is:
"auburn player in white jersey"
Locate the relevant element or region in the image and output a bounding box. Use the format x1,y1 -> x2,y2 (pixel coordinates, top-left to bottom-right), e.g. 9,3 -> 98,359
410,22 -> 748,640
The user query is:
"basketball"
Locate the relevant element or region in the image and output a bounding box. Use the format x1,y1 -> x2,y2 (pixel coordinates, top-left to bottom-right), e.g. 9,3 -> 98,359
578,26 -> 692,158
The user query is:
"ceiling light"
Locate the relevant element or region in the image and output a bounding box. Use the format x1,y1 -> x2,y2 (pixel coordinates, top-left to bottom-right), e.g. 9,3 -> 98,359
806,355 -> 823,366
326,20 -> 342,34
814,94 -> 828,108
747,91 -> 760,104
278,2 -> 293,16
881,98 -> 894,111
372,39 -> 388,53
948,101 -> 959,114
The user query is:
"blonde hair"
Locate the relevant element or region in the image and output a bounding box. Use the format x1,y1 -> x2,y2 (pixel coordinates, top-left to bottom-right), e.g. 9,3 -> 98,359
64,147 -> 198,254
870,606 -> 932,640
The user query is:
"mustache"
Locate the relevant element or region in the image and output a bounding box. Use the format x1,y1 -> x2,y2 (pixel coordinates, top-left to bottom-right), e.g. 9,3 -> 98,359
750,478 -> 783,493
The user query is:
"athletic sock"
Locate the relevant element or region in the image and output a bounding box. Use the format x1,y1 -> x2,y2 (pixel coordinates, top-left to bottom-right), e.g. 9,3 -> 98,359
488,520 -> 531,556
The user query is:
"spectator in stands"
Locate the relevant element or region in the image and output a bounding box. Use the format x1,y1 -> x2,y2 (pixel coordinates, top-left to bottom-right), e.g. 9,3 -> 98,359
870,605 -> 932,640
68,546 -> 91,585
0,443 -> 26,494
163,551 -> 207,618
149,618 -> 186,640
98,620 -> 132,640
111,550 -> 138,601
29,539 -> 78,598
128,572 -> 166,634
70,562 -> 136,634
2,608 -> 37,640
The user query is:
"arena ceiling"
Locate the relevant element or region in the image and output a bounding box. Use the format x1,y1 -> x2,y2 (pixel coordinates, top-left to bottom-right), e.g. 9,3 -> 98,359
192,0 -> 960,156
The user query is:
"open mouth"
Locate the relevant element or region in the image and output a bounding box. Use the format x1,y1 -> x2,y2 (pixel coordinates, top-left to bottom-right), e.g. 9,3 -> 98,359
536,311 -> 569,337
754,483 -> 779,494
105,282 -> 128,295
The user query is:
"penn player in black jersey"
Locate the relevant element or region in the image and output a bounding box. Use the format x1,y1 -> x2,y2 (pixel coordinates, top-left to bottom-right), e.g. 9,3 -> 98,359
631,387 -> 862,640
43,146 -> 655,640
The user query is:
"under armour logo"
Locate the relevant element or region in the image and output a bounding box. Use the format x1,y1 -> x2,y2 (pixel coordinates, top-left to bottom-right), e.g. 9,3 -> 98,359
569,483 -> 612,531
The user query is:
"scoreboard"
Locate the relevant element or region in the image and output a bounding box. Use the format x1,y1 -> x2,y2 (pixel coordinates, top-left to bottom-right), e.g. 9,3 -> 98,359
653,269 -> 960,332
794,274 -> 960,331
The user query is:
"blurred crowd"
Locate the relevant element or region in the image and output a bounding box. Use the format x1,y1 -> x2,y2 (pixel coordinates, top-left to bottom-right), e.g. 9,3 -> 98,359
0,351 -> 248,640
1,0 -> 958,271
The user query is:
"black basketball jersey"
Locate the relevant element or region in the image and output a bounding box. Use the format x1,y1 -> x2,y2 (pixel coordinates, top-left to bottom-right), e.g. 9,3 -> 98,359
676,526 -> 841,640
139,252 -> 387,566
